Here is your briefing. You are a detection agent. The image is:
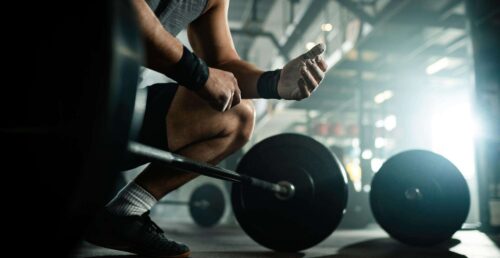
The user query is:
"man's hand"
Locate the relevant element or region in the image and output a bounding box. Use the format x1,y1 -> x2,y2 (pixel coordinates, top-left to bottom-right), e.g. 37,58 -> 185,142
196,67 -> 241,112
277,43 -> 328,100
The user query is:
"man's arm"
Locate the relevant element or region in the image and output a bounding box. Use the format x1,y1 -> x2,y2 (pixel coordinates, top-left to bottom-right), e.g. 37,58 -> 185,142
131,0 -> 183,73
132,0 -> 241,112
187,0 -> 262,99
188,0 -> 328,100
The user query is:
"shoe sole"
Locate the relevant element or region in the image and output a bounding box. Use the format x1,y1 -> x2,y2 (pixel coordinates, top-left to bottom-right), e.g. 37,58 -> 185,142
86,239 -> 191,258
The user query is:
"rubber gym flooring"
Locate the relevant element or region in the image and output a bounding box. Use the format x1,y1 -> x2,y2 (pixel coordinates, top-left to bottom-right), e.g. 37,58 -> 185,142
73,220 -> 499,258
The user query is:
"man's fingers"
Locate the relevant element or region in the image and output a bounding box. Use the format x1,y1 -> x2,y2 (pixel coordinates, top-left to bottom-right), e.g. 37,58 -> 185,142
301,67 -> 318,92
315,55 -> 328,72
306,59 -> 324,83
297,78 -> 310,99
214,101 -> 226,112
226,92 -> 235,111
232,88 -> 241,107
302,43 -> 326,60
220,92 -> 231,112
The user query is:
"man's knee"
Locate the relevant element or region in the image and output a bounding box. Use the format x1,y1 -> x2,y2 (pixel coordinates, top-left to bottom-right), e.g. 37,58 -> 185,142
232,100 -> 255,145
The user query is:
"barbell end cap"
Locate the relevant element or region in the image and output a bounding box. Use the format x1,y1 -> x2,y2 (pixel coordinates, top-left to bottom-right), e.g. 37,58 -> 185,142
275,181 -> 296,200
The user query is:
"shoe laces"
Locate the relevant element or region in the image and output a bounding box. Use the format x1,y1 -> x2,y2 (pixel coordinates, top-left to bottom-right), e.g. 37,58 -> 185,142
141,211 -> 165,235
140,211 -> 184,251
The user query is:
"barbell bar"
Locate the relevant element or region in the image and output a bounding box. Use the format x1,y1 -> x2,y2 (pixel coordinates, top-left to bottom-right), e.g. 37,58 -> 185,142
128,141 -> 295,199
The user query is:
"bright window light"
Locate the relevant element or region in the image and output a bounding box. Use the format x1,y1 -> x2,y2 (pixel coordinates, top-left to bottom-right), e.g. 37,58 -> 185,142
371,158 -> 385,172
374,90 -> 394,104
362,149 -> 373,160
374,94 -> 385,104
375,137 -> 387,148
426,57 -> 450,75
384,115 -> 397,131
431,102 -> 476,179
321,23 -> 333,32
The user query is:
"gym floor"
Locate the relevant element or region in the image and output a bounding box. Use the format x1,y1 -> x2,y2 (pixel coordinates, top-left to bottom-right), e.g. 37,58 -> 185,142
73,221 -> 499,258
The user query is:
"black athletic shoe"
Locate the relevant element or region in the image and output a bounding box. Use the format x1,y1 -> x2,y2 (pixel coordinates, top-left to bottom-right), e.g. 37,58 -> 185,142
85,210 -> 190,258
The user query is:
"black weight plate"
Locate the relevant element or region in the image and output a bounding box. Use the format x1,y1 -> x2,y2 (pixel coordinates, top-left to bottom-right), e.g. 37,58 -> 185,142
232,134 -> 348,251
370,150 -> 470,246
17,1 -> 143,255
190,184 -> 226,227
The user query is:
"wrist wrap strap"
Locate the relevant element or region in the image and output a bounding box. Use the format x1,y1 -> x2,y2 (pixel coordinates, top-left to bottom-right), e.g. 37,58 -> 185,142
169,46 -> 209,91
257,69 -> 282,99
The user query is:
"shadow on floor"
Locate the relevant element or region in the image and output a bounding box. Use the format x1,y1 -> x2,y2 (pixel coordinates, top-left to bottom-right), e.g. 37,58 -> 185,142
82,238 -> 471,258
86,252 -> 305,258
190,251 -> 305,258
85,256 -> 136,258
316,237 -> 467,258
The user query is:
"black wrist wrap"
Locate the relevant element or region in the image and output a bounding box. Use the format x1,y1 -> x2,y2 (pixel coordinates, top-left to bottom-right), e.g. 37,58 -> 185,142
170,46 -> 209,91
257,69 -> 282,99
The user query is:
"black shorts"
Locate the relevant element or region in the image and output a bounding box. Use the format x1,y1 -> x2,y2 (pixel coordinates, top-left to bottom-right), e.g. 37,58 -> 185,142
120,83 -> 178,171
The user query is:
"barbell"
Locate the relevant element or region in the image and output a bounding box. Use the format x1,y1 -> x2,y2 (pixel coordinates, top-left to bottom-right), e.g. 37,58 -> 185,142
129,133 -> 349,251
130,131 -> 470,249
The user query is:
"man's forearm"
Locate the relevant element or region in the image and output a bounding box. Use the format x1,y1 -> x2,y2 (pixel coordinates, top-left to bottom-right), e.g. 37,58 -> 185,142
133,0 -> 267,99
216,60 -> 265,99
132,0 -> 183,74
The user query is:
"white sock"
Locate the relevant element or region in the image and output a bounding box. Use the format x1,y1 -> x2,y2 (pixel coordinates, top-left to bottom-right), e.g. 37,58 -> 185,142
106,181 -> 157,216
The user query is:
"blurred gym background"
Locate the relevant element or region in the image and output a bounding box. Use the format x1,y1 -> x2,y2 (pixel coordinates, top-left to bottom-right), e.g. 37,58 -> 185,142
124,0 -> 498,233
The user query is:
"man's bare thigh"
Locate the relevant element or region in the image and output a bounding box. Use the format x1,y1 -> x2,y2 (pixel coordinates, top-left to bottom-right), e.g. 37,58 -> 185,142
166,87 -> 253,151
